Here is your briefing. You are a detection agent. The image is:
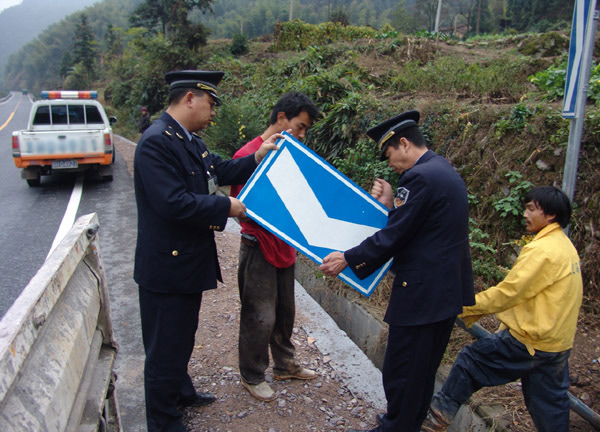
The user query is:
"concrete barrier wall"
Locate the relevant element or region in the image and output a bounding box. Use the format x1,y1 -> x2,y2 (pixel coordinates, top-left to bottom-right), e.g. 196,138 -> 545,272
0,213 -> 120,431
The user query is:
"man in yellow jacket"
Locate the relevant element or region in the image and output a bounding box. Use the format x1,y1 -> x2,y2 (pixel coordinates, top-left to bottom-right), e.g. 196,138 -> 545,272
421,186 -> 583,432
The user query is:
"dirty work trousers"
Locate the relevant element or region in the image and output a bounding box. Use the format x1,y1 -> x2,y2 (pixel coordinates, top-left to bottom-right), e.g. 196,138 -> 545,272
431,329 -> 571,432
139,286 -> 203,432
378,317 -> 455,432
237,240 -> 297,385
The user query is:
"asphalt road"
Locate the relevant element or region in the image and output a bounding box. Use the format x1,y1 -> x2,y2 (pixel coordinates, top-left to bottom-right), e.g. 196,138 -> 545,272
0,91 -> 74,316
0,91 -> 146,430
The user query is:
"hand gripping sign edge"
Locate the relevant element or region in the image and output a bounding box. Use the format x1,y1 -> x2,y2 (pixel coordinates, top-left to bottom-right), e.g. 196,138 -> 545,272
237,132 -> 393,297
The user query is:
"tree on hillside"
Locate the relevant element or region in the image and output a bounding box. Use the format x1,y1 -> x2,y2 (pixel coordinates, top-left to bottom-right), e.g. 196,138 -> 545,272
415,0 -> 442,31
446,0 -> 494,36
59,52 -> 73,80
330,7 -> 350,26
71,13 -> 97,87
506,0 -> 573,32
130,0 -> 214,38
105,24 -> 124,58
391,0 -> 418,33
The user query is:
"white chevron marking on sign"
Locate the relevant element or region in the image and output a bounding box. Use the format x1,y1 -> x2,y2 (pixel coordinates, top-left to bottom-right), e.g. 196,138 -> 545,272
266,147 -> 380,251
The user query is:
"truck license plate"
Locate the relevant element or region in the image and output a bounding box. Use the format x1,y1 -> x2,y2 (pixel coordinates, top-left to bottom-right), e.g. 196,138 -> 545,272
52,159 -> 78,169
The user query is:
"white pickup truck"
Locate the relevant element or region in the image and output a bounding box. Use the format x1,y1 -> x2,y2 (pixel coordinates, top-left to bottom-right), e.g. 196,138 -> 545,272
12,90 -> 117,186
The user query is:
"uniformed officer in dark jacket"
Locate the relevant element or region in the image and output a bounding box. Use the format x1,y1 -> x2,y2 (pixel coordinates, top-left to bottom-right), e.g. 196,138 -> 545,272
134,70 -> 280,432
320,111 -> 475,432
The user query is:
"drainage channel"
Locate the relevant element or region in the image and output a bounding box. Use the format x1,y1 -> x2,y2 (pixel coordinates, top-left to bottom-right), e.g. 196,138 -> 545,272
296,259 -> 600,432
295,259 -> 489,432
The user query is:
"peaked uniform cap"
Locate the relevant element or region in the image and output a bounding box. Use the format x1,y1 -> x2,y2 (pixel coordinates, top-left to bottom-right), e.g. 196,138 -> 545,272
367,110 -> 420,161
165,70 -> 225,106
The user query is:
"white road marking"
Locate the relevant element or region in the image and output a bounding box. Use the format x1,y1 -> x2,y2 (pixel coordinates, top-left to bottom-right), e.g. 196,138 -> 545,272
46,173 -> 84,259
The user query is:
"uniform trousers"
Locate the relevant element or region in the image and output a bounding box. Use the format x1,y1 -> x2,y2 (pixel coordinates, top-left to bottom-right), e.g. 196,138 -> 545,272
237,241 -> 297,384
139,286 -> 203,432
431,329 -> 571,432
378,317 -> 455,432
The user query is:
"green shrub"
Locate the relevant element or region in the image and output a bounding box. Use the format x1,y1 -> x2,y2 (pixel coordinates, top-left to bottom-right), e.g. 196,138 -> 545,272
307,92 -> 376,160
530,60 -> 600,104
493,171 -> 534,221
529,60 -> 567,100
202,94 -> 268,157
230,33 -> 249,56
333,138 -> 397,191
391,56 -> 530,101
469,216 -> 506,285
493,103 -> 535,137
413,29 -> 450,41
273,20 -> 377,51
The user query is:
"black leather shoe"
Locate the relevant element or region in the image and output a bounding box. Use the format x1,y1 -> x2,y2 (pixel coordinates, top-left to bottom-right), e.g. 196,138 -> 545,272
179,392 -> 216,408
376,412 -> 385,425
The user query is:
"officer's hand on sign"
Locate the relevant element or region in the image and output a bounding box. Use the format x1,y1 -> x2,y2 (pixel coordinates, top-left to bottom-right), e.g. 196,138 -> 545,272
228,197 -> 247,218
371,178 -> 394,209
254,129 -> 291,164
320,251 -> 348,277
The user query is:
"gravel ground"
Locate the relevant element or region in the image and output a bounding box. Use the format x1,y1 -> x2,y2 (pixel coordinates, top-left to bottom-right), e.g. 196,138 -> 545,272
114,135 -> 599,432
114,136 -> 385,432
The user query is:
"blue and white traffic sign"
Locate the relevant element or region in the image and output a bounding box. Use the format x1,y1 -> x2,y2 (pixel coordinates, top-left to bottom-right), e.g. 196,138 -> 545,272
563,0 -> 595,118
237,132 -> 393,297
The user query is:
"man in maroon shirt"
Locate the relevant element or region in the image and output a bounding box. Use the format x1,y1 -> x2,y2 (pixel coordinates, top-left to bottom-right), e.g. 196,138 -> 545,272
230,92 -> 320,401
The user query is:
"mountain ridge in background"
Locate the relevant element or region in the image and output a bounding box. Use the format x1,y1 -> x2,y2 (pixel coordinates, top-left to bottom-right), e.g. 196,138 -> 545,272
0,0 -> 99,79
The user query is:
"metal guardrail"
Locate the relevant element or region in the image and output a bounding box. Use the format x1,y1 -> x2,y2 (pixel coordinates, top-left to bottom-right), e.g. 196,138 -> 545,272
455,318 -> 600,431
0,213 -> 121,431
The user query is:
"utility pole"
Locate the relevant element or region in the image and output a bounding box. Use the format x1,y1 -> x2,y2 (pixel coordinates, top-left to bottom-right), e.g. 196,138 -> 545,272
289,0 -> 294,21
434,0 -> 443,33
476,0 -> 481,35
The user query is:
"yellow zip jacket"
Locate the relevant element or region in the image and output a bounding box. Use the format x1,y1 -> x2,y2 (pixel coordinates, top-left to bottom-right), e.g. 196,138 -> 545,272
461,222 -> 583,355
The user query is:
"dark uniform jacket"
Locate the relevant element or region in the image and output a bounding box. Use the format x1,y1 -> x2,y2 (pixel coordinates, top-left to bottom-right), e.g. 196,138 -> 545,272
344,150 -> 475,326
134,112 -> 257,294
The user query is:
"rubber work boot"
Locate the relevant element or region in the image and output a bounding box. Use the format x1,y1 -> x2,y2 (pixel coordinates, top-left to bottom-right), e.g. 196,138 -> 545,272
420,406 -> 450,432
273,367 -> 317,381
241,379 -> 276,402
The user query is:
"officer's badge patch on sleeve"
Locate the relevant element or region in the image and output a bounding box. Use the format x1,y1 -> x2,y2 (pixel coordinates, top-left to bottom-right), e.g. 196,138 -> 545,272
394,187 -> 410,208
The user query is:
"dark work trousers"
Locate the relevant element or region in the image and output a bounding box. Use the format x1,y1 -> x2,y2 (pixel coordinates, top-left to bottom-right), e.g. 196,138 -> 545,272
379,317 -> 455,432
139,286 -> 203,432
237,241 -> 296,384
431,329 -> 571,432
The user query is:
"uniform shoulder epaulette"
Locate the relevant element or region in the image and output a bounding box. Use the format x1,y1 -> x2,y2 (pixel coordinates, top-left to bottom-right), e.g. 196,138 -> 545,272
163,126 -> 173,137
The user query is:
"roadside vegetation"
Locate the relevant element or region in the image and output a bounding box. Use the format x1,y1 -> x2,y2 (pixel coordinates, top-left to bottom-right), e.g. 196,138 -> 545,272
2,0 -> 598,311
2,0 -> 599,428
